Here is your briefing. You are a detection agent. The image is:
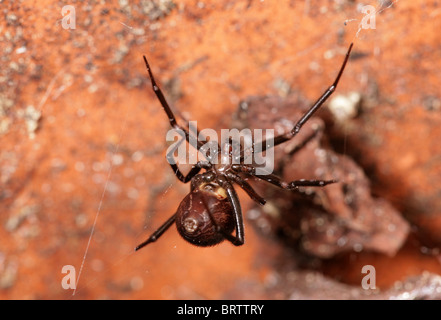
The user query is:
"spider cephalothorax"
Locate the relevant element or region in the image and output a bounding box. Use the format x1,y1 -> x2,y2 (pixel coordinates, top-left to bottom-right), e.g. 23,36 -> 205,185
135,43 -> 353,251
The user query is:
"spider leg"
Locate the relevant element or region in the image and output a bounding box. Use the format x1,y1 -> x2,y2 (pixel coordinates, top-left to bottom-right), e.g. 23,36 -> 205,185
226,172 -> 266,205
169,163 -> 202,183
276,123 -> 322,172
283,124 -> 322,157
241,43 -> 353,158
232,164 -> 337,190
135,213 -> 176,251
143,56 -> 206,151
166,135 -> 210,183
256,173 -> 337,190
216,177 -> 245,246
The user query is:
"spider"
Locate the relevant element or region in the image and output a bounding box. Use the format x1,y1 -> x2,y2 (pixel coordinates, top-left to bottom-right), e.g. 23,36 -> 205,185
135,43 -> 353,251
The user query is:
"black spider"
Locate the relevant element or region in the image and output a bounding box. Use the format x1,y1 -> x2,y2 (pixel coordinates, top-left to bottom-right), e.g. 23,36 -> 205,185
135,43 -> 353,250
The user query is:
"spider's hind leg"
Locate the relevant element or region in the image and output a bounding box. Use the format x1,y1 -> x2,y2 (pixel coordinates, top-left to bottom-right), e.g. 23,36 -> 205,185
135,213 -> 177,251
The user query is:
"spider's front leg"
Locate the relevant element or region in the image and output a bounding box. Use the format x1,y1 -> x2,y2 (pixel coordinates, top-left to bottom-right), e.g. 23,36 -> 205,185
241,42 -> 353,158
143,55 -> 208,151
166,134 -> 215,183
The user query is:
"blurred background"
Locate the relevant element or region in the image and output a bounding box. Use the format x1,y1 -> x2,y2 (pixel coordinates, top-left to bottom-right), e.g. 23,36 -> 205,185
1,0 -> 441,299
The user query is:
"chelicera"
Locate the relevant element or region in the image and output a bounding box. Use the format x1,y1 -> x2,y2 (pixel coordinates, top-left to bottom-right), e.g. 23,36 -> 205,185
135,43 -> 353,251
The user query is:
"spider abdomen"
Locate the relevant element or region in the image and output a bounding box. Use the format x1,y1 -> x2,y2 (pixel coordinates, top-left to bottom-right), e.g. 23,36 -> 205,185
175,183 -> 235,247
